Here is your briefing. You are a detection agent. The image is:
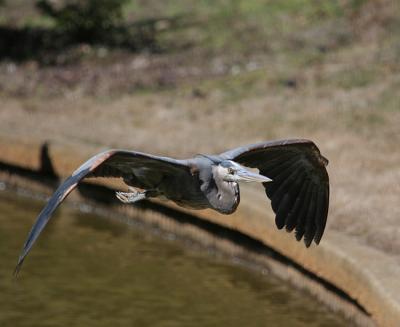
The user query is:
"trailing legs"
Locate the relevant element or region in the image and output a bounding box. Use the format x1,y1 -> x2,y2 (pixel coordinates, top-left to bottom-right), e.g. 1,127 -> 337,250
116,187 -> 148,204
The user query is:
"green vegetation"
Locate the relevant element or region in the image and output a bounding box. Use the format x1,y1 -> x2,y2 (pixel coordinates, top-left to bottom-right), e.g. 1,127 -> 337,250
0,0 -> 380,54
0,0 -> 399,102
36,0 -> 129,42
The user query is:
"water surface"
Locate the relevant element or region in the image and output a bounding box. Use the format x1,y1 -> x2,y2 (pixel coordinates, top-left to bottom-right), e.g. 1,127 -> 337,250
0,190 -> 347,326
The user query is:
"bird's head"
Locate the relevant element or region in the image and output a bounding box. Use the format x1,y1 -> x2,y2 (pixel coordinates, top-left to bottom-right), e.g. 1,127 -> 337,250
218,160 -> 272,183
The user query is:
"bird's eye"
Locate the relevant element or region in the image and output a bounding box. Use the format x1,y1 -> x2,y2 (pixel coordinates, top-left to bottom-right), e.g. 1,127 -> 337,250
228,168 -> 234,174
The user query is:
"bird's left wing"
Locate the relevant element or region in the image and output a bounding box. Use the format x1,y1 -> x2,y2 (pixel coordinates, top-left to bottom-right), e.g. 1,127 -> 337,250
220,139 -> 329,247
15,150 -> 191,275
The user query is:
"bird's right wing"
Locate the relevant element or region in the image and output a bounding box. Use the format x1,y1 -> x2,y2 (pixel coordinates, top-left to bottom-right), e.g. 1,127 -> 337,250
15,150 -> 191,275
220,139 -> 329,247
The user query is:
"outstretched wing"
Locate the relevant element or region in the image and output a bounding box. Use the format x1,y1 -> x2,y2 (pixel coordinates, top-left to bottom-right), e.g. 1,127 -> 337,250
220,139 -> 329,247
15,150 -> 191,275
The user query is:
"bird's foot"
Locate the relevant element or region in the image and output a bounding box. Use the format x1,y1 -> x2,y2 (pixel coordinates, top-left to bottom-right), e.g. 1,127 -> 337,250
116,187 -> 146,204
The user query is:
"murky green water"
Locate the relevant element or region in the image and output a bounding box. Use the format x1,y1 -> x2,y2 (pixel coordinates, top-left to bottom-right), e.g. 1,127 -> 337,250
0,190 -> 347,327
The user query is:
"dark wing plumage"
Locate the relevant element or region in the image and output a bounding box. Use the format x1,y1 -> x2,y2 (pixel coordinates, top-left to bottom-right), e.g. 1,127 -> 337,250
15,150 -> 191,275
220,139 -> 329,247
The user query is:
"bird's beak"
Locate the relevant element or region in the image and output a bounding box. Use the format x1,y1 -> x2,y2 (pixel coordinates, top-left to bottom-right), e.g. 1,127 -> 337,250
236,168 -> 272,183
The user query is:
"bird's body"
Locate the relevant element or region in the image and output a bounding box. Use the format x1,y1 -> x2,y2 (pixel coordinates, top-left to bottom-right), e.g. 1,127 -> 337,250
154,156 -> 215,210
15,139 -> 329,275
147,155 -> 241,213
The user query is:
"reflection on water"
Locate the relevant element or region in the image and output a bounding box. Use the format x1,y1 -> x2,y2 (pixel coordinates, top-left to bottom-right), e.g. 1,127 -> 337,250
0,191 -> 347,327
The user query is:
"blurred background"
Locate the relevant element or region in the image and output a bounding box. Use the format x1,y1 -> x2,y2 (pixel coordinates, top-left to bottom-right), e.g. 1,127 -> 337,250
0,0 -> 399,326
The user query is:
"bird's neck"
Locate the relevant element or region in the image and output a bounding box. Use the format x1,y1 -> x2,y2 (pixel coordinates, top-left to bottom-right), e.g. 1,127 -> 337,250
208,169 -> 240,214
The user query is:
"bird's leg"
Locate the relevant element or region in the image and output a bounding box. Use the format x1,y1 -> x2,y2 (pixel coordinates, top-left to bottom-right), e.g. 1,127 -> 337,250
116,187 -> 147,204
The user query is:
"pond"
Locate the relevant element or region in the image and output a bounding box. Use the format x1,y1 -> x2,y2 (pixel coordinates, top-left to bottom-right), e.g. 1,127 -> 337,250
0,189 -> 347,327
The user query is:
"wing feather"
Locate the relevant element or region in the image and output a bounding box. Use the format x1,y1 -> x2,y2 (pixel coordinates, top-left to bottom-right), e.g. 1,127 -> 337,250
273,169 -> 306,229
314,186 -> 329,244
275,193 -> 291,229
260,155 -> 301,179
294,183 -> 314,242
270,167 -> 304,211
263,158 -> 302,198
303,186 -> 318,247
285,182 -> 309,232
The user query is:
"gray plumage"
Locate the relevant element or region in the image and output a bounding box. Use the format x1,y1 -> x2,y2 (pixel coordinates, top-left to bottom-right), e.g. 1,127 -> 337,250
15,139 -> 329,275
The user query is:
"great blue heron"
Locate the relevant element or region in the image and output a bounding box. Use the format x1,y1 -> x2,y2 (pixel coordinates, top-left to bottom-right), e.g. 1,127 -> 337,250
15,139 -> 329,274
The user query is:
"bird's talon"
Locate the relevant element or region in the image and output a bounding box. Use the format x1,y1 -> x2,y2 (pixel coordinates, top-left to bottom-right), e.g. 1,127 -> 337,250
115,189 -> 146,204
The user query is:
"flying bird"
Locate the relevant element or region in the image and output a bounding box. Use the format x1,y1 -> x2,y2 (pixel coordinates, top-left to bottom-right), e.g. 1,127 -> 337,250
15,139 -> 329,274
